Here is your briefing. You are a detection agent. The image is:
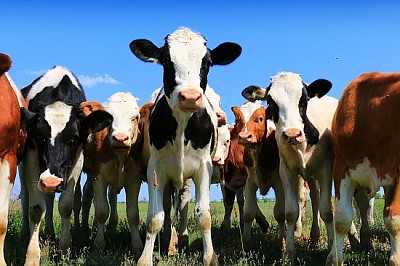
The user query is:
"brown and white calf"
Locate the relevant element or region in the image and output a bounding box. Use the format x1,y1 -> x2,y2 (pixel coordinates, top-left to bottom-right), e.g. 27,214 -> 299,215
129,27 -> 241,266
235,102 -> 286,248
326,72 -> 400,265
0,53 -> 28,266
19,66 -> 112,265
242,72 -> 337,263
80,92 -> 145,257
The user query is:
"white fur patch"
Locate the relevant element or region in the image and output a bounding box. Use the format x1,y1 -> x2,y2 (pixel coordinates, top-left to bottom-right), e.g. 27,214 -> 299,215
348,157 -> 393,196
5,73 -> 24,108
26,66 -> 81,104
167,27 -> 207,108
240,101 -> 263,125
214,124 -> 231,164
0,160 -> 11,191
44,101 -> 72,145
205,85 -> 223,113
268,72 -> 304,132
106,92 -> 140,139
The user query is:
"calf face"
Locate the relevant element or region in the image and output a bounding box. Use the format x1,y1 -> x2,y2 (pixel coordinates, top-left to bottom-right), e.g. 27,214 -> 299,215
23,68 -> 113,192
106,92 -> 140,154
129,27 -> 241,113
242,72 -> 332,145
238,107 -> 275,147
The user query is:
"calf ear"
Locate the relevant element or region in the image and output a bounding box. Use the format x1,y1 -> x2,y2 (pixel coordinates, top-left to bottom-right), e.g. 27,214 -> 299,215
241,85 -> 266,102
129,39 -> 161,63
80,101 -> 105,116
80,110 -> 113,135
307,79 -> 332,98
210,42 -> 242,66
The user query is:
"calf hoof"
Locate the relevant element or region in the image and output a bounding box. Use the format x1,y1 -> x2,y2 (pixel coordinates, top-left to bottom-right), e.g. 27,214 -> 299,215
204,251 -> 218,266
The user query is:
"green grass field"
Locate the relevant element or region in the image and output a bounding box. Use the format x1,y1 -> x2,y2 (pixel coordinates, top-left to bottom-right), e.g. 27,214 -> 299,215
4,197 -> 390,265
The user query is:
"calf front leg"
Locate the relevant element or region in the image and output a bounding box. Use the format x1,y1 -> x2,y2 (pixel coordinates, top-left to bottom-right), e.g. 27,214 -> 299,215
193,167 -> 217,266
137,168 -> 166,266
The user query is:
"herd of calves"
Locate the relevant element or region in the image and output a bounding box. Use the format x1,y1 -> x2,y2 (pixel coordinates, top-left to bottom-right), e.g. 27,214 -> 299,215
1,26 -> 400,266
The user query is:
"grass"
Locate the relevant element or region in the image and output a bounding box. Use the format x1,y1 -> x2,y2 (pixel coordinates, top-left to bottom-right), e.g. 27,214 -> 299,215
3,197 -> 390,265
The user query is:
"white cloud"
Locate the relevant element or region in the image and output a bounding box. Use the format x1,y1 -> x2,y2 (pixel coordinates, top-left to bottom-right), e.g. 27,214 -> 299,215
78,74 -> 121,88
22,69 -> 121,88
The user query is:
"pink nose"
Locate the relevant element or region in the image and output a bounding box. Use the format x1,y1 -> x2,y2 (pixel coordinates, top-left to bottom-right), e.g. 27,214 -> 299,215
113,133 -> 130,146
178,89 -> 202,110
282,129 -> 303,144
212,156 -> 223,166
216,111 -> 227,126
238,132 -> 253,144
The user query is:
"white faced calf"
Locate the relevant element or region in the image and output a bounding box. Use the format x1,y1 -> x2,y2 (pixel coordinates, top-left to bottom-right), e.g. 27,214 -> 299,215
81,92 -> 144,257
242,72 -> 337,263
129,27 -> 241,266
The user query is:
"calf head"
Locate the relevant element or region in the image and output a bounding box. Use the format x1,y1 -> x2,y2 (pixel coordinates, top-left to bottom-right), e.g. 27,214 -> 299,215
241,72 -> 332,146
106,92 -> 140,155
212,124 -> 231,167
205,85 -> 227,126
238,107 -> 275,148
25,101 -> 112,193
129,27 -> 241,114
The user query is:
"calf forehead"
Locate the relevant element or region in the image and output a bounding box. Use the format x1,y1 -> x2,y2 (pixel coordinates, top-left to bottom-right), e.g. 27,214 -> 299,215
44,102 -> 73,145
268,72 -> 303,105
240,101 -> 262,122
107,92 -> 139,117
26,66 -> 81,104
167,28 -> 208,81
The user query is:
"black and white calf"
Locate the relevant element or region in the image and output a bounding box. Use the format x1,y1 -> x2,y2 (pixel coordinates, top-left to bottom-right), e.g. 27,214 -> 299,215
129,27 -> 241,266
19,66 -> 112,266
242,72 -> 337,263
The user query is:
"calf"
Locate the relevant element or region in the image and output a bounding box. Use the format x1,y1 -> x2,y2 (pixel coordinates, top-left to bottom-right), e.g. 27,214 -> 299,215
80,92 -> 145,257
0,53 -> 28,266
19,66 -> 112,265
242,72 -> 337,263
326,72 -> 400,265
129,27 -> 241,265
235,104 -> 286,248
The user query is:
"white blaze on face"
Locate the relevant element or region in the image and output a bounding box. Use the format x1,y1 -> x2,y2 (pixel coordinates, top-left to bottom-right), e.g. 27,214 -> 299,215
205,86 -> 223,113
214,125 -> 231,164
267,72 -> 305,133
26,66 -> 81,104
106,92 -> 140,144
167,27 -> 207,108
44,101 -> 72,146
239,101 -> 263,132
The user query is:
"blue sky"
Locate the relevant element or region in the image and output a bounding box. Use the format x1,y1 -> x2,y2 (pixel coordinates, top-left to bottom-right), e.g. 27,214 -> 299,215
2,1 -> 397,201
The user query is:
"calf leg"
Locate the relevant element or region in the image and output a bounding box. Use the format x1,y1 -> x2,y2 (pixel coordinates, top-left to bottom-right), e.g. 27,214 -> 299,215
137,168 -> 167,266
308,178 -> 321,246
220,186 -> 235,231
44,193 -> 55,241
279,165 -> 300,264
243,176 -> 258,251
107,187 -> 118,233
81,176 -> 94,243
73,175 -> 82,231
383,183 -> 400,266
92,178 -> 108,251
192,169 -> 218,266
236,188 -> 245,229
0,159 -> 16,266
353,187 -> 372,251
19,151 -> 46,266
125,176 -> 143,259
177,178 -> 191,252
326,177 -> 355,266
